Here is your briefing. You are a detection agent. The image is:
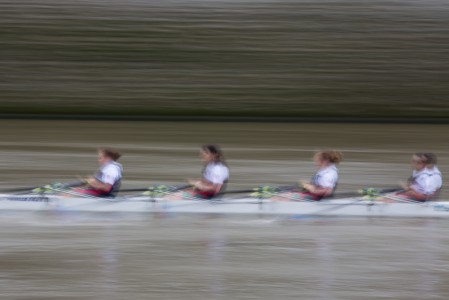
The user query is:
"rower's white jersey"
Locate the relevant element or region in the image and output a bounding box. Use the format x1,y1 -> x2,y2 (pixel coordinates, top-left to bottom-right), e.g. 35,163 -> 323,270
311,164 -> 338,189
411,167 -> 442,195
203,162 -> 229,185
96,161 -> 123,186
426,166 -> 443,194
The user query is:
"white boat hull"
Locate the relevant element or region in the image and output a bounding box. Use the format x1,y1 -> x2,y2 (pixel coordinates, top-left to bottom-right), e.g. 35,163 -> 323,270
2,194 -> 449,217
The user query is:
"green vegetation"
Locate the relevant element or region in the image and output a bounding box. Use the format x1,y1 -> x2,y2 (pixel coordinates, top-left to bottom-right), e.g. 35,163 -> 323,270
1,0 -> 448,120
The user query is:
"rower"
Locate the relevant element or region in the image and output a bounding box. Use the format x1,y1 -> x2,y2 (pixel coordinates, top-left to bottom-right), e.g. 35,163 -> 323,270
187,144 -> 230,199
74,148 -> 123,197
396,152 -> 442,202
273,150 -> 343,201
298,150 -> 343,200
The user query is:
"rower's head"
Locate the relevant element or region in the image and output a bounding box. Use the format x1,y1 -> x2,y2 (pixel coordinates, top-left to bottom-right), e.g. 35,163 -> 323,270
424,152 -> 437,168
98,148 -> 122,165
200,144 -> 225,163
411,153 -> 428,171
314,150 -> 343,167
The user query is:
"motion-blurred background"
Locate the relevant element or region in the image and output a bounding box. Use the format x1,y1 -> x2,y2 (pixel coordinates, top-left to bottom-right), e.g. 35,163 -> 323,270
1,0 -> 448,119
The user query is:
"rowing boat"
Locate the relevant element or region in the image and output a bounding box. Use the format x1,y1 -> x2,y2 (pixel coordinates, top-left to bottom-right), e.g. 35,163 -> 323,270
1,193 -> 449,217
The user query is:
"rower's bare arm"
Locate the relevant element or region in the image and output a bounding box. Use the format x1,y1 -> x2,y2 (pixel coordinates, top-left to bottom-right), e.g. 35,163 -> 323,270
86,177 -> 112,192
406,187 -> 427,200
399,181 -> 409,191
301,182 -> 314,192
187,178 -> 199,187
212,183 -> 223,194
299,180 -> 307,187
191,180 -> 221,193
302,182 -> 333,196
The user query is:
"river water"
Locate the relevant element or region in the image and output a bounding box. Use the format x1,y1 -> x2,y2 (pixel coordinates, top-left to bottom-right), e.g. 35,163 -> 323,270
0,120 -> 448,299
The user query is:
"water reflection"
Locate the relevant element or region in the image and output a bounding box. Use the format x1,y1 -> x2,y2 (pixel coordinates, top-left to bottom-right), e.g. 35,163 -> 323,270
417,220 -> 439,298
99,226 -> 119,298
205,225 -> 226,297
316,237 -> 335,300
0,215 -> 449,299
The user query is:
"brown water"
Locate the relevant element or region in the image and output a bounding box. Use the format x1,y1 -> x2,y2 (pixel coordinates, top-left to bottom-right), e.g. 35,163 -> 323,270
0,120 -> 449,299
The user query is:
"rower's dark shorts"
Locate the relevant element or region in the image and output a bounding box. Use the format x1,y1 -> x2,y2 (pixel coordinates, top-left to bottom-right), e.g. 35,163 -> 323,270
185,190 -> 216,200
394,192 -> 427,202
73,188 -> 110,197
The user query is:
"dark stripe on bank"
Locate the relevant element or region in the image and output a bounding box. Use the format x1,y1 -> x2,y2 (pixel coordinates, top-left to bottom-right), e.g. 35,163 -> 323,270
1,114 -> 449,124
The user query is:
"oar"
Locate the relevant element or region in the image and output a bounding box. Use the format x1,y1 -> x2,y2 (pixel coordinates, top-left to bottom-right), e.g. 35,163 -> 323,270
219,185 -> 372,201
119,184 -> 192,194
164,186 -> 381,213
119,188 -> 154,193
377,192 -> 425,205
212,185 -> 311,203
246,185 -> 323,202
303,188 -> 406,215
38,186 -> 102,199
1,181 -> 86,195
358,187 -> 402,196
64,184 -> 194,209
0,186 -> 42,193
216,185 -> 299,196
215,183 -> 362,198
216,189 -> 254,195
301,187 -> 403,200
218,185 -> 403,202
272,188 -> 405,221
53,184 -> 194,212
45,184 -> 191,211
208,185 -> 302,202
59,181 -> 86,189
0,185 -> 50,193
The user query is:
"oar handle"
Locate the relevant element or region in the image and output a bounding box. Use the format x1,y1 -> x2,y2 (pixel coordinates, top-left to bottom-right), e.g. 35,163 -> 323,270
359,187 -> 403,197
216,189 -> 254,195
378,188 -> 402,194
119,184 -> 192,194
277,185 -> 300,191
217,185 -> 299,197
171,184 -> 192,192
119,188 -> 153,192
60,181 -> 85,189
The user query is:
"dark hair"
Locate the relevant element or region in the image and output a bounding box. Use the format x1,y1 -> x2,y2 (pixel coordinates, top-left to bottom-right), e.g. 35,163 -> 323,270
316,150 -> 343,164
99,148 -> 122,161
422,152 -> 437,165
201,144 -> 226,164
413,152 -> 436,165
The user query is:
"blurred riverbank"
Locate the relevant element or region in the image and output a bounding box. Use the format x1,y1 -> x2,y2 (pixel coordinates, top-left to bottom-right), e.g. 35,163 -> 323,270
1,0 -> 449,119
1,114 -> 449,124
